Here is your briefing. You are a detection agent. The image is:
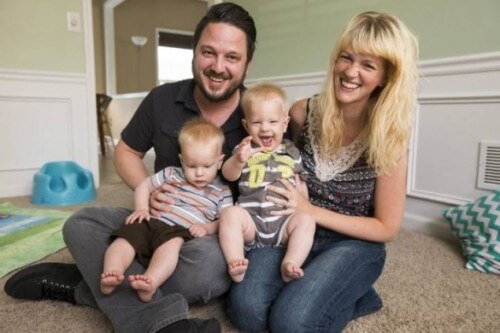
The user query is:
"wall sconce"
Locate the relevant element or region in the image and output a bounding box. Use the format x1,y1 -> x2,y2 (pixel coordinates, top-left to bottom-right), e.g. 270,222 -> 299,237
131,36 -> 148,48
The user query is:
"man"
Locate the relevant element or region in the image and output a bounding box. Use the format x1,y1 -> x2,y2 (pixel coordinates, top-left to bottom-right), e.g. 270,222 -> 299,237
4,3 -> 256,333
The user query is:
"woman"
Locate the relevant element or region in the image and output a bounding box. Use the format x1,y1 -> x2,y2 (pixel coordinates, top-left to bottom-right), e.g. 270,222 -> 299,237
227,11 -> 419,332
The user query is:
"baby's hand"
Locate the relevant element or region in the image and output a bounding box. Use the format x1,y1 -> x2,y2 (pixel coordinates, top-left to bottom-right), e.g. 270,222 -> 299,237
189,224 -> 208,238
236,136 -> 263,163
125,210 -> 150,224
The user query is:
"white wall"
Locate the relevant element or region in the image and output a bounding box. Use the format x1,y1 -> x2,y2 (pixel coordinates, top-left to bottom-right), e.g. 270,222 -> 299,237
406,52 -> 500,239
0,0 -> 98,199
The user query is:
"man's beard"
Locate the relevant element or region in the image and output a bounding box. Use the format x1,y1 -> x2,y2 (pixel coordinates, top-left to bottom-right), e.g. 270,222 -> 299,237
193,65 -> 247,103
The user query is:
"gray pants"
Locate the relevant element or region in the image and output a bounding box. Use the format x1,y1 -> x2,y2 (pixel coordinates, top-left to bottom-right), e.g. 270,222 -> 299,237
62,206 -> 230,333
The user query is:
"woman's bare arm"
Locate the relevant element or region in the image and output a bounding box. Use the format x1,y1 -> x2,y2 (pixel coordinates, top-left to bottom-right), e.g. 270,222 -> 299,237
268,155 -> 407,243
288,99 -> 308,145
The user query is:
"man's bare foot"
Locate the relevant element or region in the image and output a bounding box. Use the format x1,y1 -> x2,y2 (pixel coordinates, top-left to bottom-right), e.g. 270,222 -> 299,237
228,259 -> 249,283
101,270 -> 125,295
129,274 -> 156,302
281,261 -> 304,282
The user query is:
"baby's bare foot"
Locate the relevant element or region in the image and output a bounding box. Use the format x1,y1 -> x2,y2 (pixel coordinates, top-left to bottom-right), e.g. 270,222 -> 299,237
101,270 -> 125,295
281,261 -> 304,283
129,274 -> 156,302
228,258 -> 249,283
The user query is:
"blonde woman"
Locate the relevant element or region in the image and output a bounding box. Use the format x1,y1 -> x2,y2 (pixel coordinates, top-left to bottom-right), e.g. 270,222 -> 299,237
227,11 -> 419,332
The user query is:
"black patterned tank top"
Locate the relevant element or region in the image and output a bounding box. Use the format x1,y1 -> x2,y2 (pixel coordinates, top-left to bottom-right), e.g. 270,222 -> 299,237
298,101 -> 377,217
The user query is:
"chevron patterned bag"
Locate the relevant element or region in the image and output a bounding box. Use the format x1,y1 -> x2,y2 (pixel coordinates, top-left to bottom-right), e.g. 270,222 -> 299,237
442,191 -> 500,274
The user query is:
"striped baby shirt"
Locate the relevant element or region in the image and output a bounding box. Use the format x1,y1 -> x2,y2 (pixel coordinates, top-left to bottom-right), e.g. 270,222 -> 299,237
148,166 -> 233,228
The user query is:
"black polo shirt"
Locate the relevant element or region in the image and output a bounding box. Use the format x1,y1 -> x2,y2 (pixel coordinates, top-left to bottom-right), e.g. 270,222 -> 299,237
121,79 -> 247,173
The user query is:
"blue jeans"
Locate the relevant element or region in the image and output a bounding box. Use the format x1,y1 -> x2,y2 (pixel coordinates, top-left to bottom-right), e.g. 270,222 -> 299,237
63,206 -> 230,333
227,227 -> 386,332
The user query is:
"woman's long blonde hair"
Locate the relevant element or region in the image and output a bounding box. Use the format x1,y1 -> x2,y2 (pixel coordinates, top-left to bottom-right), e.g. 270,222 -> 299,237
315,11 -> 419,174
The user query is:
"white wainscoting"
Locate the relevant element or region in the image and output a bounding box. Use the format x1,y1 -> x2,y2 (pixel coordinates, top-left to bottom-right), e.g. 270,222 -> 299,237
408,94 -> 500,205
248,52 -> 500,239
407,52 -> 500,238
0,69 -> 99,198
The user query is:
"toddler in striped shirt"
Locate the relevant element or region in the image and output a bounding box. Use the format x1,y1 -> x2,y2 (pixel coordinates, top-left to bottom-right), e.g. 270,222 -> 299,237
100,118 -> 233,302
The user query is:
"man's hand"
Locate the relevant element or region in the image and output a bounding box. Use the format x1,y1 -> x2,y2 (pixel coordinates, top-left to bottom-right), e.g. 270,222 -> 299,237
149,182 -> 179,217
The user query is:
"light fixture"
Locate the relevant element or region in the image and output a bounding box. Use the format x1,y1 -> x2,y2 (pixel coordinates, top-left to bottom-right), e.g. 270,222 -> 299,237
131,36 -> 148,48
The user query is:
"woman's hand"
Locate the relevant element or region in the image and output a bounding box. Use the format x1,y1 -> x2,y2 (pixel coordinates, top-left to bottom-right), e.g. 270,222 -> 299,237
149,182 -> 178,217
266,175 -> 310,216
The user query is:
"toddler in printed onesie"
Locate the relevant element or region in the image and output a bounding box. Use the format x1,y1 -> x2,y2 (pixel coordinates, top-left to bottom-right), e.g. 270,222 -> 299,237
218,83 -> 316,283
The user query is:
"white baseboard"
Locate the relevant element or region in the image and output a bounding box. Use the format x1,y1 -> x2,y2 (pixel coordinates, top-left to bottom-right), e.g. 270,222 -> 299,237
403,212 -> 456,242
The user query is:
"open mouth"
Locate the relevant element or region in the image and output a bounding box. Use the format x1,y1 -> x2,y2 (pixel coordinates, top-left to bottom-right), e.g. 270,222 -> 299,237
260,136 -> 274,148
209,76 -> 225,83
340,78 -> 360,90
205,70 -> 229,83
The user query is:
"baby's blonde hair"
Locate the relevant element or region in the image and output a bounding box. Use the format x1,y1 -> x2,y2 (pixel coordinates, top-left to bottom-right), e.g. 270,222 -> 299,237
316,11 -> 419,174
241,82 -> 287,118
178,118 -> 225,154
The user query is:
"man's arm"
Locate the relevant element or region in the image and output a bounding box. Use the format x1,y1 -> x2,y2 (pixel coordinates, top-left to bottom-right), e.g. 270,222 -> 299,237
114,140 -> 148,190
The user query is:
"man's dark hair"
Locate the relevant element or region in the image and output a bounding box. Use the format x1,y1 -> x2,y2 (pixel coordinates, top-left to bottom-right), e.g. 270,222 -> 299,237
193,2 -> 257,62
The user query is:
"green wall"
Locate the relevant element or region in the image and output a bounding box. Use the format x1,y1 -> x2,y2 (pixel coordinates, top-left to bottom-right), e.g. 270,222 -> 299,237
232,0 -> 500,79
1,0 -> 498,78
0,0 -> 85,73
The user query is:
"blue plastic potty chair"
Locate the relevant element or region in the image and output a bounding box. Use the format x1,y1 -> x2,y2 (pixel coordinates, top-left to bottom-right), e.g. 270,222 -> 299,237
31,161 -> 97,206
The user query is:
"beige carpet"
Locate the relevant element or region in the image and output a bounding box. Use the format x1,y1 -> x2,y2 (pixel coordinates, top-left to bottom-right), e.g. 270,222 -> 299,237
1,182 -> 499,332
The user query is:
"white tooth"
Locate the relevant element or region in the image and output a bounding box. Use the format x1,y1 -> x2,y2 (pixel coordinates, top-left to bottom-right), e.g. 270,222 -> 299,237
342,80 -> 359,89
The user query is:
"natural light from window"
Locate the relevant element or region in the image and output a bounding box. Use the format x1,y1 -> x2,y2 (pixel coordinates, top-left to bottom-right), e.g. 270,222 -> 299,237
158,46 -> 193,85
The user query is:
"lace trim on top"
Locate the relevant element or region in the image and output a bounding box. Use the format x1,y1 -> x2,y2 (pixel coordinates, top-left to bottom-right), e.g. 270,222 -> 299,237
307,98 -> 368,182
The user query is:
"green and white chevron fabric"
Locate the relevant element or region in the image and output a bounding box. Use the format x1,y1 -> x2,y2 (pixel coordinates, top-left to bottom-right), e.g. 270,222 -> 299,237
442,191 -> 499,275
